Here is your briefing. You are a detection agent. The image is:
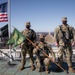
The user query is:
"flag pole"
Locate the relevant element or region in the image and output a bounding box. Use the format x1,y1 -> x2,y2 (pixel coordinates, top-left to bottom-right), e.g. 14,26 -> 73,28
8,0 -> 12,62
26,38 -> 67,73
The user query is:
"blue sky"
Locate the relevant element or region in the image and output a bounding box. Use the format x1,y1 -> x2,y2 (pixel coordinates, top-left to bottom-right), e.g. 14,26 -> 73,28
0,0 -> 75,32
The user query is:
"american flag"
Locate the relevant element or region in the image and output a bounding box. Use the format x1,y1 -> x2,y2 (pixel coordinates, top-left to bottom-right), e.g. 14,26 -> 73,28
0,2 -> 8,22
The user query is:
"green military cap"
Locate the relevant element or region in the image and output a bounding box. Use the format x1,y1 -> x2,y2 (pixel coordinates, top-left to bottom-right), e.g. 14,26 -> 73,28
25,22 -> 31,26
62,17 -> 67,21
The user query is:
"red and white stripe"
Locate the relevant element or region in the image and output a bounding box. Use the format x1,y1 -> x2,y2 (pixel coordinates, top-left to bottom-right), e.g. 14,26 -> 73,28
0,12 -> 8,22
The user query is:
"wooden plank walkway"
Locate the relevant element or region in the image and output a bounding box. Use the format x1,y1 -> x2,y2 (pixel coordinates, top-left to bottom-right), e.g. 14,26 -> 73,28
0,59 -> 75,75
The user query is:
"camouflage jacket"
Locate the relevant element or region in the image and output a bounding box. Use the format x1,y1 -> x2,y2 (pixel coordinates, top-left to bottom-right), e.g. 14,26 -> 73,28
54,24 -> 75,46
22,29 -> 36,45
33,42 -> 55,58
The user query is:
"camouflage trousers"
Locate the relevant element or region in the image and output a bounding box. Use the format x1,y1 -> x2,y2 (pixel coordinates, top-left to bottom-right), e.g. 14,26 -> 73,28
58,46 -> 73,67
35,57 -> 50,71
21,44 -> 34,67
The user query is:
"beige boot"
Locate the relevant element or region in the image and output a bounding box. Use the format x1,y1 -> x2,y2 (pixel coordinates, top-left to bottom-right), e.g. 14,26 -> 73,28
46,69 -> 50,74
69,67 -> 75,73
31,65 -> 35,71
19,66 -> 24,70
19,62 -> 25,71
36,67 -> 43,72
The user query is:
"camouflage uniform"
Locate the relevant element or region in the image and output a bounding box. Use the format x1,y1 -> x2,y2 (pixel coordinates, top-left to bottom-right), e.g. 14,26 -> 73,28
33,34 -> 55,74
54,17 -> 75,72
20,22 -> 36,71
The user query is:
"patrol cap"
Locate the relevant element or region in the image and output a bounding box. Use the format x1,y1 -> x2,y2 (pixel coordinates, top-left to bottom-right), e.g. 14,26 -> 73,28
62,17 -> 67,21
39,34 -> 44,38
25,22 -> 31,26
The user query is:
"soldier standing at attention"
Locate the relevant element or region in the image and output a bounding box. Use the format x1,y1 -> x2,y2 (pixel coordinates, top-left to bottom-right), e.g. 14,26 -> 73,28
54,17 -> 75,72
20,22 -> 36,71
33,34 -> 55,74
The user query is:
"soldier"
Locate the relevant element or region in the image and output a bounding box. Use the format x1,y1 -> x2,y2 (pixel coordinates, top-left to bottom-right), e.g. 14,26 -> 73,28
33,34 -> 55,74
20,22 -> 36,71
54,17 -> 75,72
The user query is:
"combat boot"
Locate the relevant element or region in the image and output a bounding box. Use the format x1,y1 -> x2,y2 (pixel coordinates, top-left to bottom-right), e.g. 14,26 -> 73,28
19,65 -> 24,70
31,65 -> 35,71
36,67 -> 43,72
45,69 -> 50,74
19,62 -> 25,70
69,67 -> 75,73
